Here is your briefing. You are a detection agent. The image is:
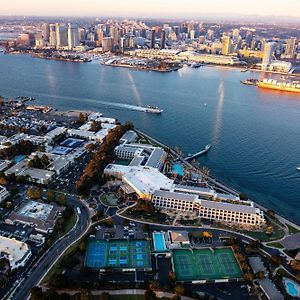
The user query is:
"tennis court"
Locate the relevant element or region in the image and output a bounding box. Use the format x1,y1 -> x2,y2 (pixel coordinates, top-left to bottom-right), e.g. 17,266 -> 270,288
172,247 -> 242,281
85,239 -> 152,270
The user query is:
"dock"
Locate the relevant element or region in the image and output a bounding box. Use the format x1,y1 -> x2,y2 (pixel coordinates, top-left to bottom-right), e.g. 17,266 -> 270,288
184,144 -> 211,161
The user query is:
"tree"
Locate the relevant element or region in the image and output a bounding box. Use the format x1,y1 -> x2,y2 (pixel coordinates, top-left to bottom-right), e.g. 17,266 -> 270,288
90,120 -> 102,132
85,143 -> 95,152
79,112 -> 87,124
144,290 -> 156,300
174,284 -> 184,296
27,187 -> 41,199
30,287 -> 43,300
270,255 -> 282,266
290,260 -> 300,272
47,190 -> 56,202
58,193 -> 67,206
168,271 -> 176,282
244,271 -> 254,282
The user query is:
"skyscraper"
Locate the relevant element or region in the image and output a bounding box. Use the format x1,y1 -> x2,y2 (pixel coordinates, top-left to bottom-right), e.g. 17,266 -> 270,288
232,28 -> 239,43
42,23 -> 50,42
67,23 -> 79,50
262,42 -> 275,70
160,29 -> 166,49
151,29 -> 156,49
285,37 -> 297,59
55,23 -> 68,48
222,36 -> 232,55
49,24 -> 56,48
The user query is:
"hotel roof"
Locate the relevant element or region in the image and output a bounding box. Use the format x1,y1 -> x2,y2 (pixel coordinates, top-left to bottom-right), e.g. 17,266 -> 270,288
200,199 -> 257,214
153,190 -> 197,202
123,166 -> 173,196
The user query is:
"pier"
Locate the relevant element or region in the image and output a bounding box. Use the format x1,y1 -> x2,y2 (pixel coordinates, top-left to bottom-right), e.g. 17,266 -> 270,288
184,144 -> 211,161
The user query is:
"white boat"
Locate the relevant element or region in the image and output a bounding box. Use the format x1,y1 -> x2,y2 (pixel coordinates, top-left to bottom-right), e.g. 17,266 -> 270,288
145,106 -> 163,114
297,167 -> 300,171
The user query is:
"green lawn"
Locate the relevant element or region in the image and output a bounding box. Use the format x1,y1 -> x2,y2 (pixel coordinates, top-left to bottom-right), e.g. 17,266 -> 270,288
266,242 -> 284,249
100,193 -> 121,207
240,217 -> 285,242
287,224 -> 300,235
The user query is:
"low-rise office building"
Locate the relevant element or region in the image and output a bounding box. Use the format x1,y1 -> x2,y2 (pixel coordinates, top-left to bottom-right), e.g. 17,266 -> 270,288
0,236 -> 31,270
0,185 -> 9,203
6,200 -> 64,233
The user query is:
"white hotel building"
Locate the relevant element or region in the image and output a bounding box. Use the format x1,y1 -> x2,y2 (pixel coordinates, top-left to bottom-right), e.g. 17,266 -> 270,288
104,163 -> 265,227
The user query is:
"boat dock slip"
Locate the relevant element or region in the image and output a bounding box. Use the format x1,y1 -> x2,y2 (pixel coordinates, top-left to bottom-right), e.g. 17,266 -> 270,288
184,144 -> 211,161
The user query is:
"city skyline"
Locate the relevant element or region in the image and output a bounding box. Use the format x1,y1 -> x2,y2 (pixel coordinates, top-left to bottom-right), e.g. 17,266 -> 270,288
1,0 -> 300,18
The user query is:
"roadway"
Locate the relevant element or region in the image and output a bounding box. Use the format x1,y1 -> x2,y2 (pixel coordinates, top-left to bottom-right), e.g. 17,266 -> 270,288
10,197 -> 90,300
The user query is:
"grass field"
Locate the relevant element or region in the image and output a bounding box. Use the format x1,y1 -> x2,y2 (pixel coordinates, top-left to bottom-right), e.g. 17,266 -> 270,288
85,239 -> 151,270
172,247 -> 242,281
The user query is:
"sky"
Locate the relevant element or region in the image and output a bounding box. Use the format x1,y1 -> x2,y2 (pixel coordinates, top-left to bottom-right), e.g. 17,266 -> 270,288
1,0 -> 300,18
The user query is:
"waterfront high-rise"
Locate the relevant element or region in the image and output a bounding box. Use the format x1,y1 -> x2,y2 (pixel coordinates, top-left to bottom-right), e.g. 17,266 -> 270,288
262,42 -> 275,70
285,37 -> 297,59
42,23 -> 50,42
67,23 -> 79,50
55,23 -> 68,48
222,36 -> 232,55
49,24 -> 56,48
160,29 -> 166,49
151,29 -> 156,48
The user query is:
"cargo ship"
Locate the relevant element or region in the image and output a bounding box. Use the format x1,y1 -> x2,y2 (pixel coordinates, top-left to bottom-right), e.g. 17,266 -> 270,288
258,79 -> 300,93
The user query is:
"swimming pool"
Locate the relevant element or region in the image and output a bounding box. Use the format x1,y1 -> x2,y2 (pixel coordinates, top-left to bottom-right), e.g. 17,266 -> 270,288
153,231 -> 167,252
14,155 -> 26,163
284,278 -> 300,297
172,163 -> 184,176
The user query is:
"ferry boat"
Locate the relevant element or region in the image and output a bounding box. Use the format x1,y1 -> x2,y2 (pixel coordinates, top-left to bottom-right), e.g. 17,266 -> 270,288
258,79 -> 300,93
241,79 -> 258,86
145,106 -> 163,114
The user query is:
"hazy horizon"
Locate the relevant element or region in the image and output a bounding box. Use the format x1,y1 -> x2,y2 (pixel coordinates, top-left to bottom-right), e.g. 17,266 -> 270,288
1,0 -> 300,19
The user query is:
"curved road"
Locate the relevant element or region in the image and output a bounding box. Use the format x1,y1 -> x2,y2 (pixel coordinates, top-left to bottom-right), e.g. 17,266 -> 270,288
11,197 -> 90,300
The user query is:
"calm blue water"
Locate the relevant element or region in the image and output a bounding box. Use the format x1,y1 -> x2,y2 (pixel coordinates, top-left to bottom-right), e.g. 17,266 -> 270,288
153,232 -> 167,251
1,53 -> 300,223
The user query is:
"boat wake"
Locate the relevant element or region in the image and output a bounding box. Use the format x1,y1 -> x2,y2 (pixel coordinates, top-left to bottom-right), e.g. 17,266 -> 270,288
13,90 -> 148,112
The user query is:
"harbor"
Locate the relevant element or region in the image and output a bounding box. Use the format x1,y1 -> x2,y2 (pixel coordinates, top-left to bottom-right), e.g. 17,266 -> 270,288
0,52 -> 300,224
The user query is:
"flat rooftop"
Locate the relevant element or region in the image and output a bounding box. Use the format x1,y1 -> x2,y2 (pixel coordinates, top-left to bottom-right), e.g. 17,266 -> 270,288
0,235 -> 31,269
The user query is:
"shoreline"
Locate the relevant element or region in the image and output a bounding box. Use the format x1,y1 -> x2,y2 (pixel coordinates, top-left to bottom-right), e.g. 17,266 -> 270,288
134,128 -> 300,229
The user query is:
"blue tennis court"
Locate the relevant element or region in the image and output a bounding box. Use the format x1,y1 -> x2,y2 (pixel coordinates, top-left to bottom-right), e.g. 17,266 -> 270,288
85,239 -> 152,270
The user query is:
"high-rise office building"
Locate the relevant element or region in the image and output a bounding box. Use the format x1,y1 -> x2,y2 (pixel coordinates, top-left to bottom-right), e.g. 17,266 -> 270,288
102,37 -> 114,52
110,26 -> 119,47
78,28 -> 86,41
190,30 -> 195,40
232,28 -> 239,43
42,23 -> 50,42
49,24 -> 57,48
151,29 -> 156,49
285,37 -> 297,59
207,29 -> 214,40
67,23 -> 79,50
55,23 -> 68,48
160,30 -> 166,49
262,42 -> 275,70
222,36 -> 232,55
129,35 -> 135,48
